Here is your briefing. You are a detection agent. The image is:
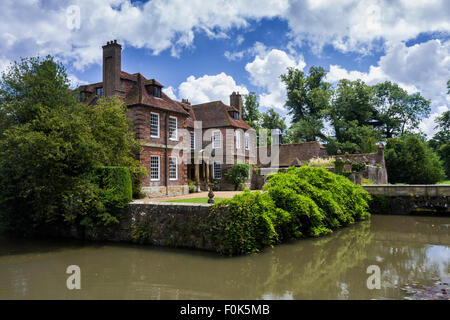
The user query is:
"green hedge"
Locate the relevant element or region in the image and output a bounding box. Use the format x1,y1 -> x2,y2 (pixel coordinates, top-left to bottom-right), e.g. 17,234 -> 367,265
210,166 -> 371,255
91,166 -> 133,205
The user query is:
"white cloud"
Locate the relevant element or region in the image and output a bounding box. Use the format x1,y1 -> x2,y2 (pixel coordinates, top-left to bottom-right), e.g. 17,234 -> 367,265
0,0 -> 448,70
224,50 -> 245,61
178,72 -> 248,105
420,105 -> 449,137
67,74 -> 88,89
285,0 -> 450,54
326,39 -> 450,137
162,86 -> 178,100
0,0 -> 289,70
245,48 -> 306,110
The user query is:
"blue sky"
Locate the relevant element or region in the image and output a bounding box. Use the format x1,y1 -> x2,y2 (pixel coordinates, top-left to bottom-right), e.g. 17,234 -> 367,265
0,0 -> 449,136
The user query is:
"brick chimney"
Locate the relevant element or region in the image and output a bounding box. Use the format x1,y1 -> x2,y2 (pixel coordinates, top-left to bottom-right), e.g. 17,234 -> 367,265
102,40 -> 122,97
230,92 -> 243,119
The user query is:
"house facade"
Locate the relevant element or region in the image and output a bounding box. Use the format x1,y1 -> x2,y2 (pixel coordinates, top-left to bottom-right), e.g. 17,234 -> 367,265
77,40 -> 256,197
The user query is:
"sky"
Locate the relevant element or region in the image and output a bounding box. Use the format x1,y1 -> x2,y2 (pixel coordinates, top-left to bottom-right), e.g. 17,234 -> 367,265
0,0 -> 449,137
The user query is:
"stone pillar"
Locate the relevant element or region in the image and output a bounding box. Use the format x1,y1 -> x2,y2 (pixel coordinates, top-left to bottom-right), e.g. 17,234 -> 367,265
195,163 -> 200,192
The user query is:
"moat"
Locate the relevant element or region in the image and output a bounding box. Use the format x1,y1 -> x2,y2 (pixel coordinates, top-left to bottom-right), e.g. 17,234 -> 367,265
0,215 -> 448,300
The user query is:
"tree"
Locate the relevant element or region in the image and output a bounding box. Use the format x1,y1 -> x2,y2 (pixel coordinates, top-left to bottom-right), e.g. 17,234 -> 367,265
281,66 -> 332,141
326,122 -> 381,155
429,111 -> 450,178
242,92 -> 261,129
224,163 -> 250,191
385,134 -> 445,184
372,81 -> 431,138
260,108 -> 287,145
288,116 -> 326,143
0,56 -> 146,235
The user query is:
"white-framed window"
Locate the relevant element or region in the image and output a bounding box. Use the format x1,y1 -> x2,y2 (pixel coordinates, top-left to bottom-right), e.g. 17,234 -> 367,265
169,156 -> 178,181
150,155 -> 160,181
235,131 -> 241,149
190,131 -> 195,151
212,130 -> 221,149
150,112 -> 160,138
213,162 -> 222,179
245,133 -> 250,150
169,116 -> 178,141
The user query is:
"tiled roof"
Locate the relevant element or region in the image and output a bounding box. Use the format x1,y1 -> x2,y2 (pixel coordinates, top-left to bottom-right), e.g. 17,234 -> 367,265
191,101 -> 252,130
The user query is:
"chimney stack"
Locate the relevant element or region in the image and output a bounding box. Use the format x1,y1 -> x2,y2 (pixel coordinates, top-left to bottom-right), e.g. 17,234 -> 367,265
230,92 -> 243,120
102,40 -> 122,97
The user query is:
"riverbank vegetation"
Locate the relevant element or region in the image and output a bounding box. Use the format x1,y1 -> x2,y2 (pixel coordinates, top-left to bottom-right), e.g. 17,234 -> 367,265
210,167 -> 371,255
0,56 -> 146,236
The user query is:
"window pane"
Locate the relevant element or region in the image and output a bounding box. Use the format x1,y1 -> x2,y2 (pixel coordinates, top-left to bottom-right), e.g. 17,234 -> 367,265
150,156 -> 160,181
150,113 -> 159,137
213,163 -> 222,179
169,117 -> 177,140
236,131 -> 241,149
245,133 -> 249,150
169,157 -> 177,180
213,131 -> 221,149
190,132 -> 195,150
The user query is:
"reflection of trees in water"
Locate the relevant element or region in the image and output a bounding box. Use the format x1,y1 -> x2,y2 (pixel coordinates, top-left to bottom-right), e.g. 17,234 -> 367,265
0,216 -> 448,299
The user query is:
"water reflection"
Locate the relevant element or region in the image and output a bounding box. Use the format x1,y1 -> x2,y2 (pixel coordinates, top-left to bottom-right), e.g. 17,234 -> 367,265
0,215 -> 448,300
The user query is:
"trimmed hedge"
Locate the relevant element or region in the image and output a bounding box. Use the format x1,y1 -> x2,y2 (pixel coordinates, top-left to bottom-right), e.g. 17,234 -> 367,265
91,166 -> 133,205
210,166 -> 371,255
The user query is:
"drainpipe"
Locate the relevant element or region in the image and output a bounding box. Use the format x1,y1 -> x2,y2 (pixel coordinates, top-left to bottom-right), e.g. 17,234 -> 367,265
165,111 -> 169,196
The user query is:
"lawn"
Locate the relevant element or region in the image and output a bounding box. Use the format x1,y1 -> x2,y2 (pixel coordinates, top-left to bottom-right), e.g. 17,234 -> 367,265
164,197 -> 227,204
437,180 -> 450,185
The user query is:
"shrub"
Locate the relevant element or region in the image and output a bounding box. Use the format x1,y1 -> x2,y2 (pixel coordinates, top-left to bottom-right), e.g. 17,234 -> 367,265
209,167 -> 371,255
91,166 -> 132,205
224,163 -> 250,190
187,180 -> 197,193
209,190 -> 284,255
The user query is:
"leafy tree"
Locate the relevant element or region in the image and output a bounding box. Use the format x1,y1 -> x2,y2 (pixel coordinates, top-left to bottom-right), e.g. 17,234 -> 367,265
242,92 -> 261,129
0,56 -> 146,235
261,108 -> 287,145
385,134 -> 445,184
281,66 -> 332,141
224,163 -> 250,190
326,121 -> 381,155
429,111 -> 450,178
372,81 -> 430,138
287,116 -> 326,143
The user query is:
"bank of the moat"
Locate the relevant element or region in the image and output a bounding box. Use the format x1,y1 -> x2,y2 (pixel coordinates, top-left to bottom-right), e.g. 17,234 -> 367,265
0,215 -> 448,300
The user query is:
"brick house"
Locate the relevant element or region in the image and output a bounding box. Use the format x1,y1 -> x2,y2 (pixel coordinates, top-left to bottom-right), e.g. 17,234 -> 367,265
76,40 -> 256,197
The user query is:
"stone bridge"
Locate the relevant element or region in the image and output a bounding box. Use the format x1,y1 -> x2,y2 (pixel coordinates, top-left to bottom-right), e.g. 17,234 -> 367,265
363,185 -> 450,215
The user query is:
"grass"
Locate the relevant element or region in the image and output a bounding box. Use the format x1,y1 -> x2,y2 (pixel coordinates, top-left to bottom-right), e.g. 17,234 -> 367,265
164,197 -> 227,204
437,180 -> 450,185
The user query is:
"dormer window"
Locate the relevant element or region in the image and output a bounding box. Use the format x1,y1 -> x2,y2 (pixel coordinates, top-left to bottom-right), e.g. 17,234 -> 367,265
153,86 -> 161,98
234,112 -> 239,120
96,87 -> 103,97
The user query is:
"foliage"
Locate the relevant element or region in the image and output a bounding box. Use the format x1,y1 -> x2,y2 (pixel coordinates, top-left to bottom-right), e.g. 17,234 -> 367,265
287,115 -> 326,143
307,157 -> 335,168
385,135 -> 445,184
209,167 -> 370,255
224,163 -> 250,190
351,162 -> 366,172
0,56 -> 145,235
187,180 -> 197,193
429,111 -> 450,178
372,81 -> 431,139
210,190 -> 282,255
91,166 -> 132,206
242,92 -> 261,129
260,108 -> 288,145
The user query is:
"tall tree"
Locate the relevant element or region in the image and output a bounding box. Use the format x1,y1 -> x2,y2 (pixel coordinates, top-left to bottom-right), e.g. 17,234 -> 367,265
372,81 -> 431,138
385,134 -> 445,184
429,111 -> 450,178
0,56 -> 145,235
260,108 -> 287,145
281,66 -> 332,141
242,92 -> 261,129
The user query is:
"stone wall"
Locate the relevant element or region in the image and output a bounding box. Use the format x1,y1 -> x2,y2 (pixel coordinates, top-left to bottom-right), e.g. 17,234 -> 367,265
66,202 -> 217,251
364,185 -> 450,215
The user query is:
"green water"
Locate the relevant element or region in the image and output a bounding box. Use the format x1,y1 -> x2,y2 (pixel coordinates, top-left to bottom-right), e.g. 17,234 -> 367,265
0,215 -> 448,300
